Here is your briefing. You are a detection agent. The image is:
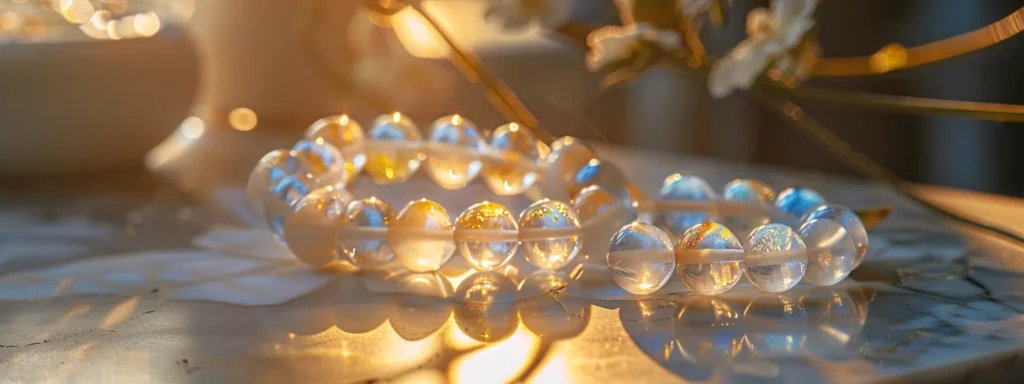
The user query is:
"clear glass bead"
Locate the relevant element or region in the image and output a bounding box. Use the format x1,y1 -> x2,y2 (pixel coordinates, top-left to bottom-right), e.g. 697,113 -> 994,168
573,158 -> 632,206
774,187 -> 826,218
658,174 -> 717,236
338,197 -> 395,268
744,223 -> 807,292
483,123 -> 547,195
454,202 -> 518,271
288,139 -> 348,188
454,271 -> 518,303
802,204 -> 868,268
389,199 -> 455,272
364,112 -> 425,184
799,218 -> 857,286
674,222 -> 745,295
723,178 -> 775,239
545,136 -> 596,196
304,114 -> 366,184
606,221 -> 675,295
283,187 -> 349,267
518,199 -> 582,270
245,149 -> 290,211
425,114 -> 486,189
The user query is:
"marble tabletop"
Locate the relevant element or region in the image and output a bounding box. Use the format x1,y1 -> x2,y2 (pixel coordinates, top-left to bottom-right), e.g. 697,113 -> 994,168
1,133 -> 1023,384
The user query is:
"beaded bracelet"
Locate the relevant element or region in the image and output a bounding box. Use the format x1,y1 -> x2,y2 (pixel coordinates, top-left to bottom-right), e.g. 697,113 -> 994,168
246,113 -> 868,297
608,176 -> 868,296
246,113 -> 636,273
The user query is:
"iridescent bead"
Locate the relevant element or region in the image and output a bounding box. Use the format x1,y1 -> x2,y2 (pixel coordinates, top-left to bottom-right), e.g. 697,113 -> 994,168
544,136 -> 596,197
454,202 -> 518,271
483,123 -> 547,195
518,199 -> 582,270
799,219 -> 857,286
573,158 -> 632,206
625,184 -> 650,221
802,204 -> 868,268
288,139 -> 348,188
338,197 -> 395,268
606,221 -> 675,295
364,112 -> 425,184
265,173 -> 316,238
389,199 -> 455,272
283,187 -> 349,267
658,174 -> 717,237
304,114 -> 366,184
723,178 -> 775,238
774,187 -> 826,219
245,149 -> 290,211
723,179 -> 776,204
744,223 -> 807,292
674,222 -> 745,295
425,114 -> 486,189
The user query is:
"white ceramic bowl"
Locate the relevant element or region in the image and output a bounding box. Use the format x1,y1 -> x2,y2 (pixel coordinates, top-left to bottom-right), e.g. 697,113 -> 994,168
0,32 -> 197,174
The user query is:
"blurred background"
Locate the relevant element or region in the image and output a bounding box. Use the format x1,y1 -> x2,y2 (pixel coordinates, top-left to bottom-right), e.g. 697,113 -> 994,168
1,0 -> 1021,196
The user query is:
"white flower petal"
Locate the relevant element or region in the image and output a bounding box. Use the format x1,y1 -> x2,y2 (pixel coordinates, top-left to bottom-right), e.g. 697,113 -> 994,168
708,40 -> 772,98
585,25 -> 642,71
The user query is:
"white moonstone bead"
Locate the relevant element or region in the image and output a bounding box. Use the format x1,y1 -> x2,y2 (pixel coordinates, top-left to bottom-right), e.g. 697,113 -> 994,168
338,197 -> 395,268
674,222 -> 745,295
606,221 -> 676,295
573,185 -> 635,258
390,199 -> 455,272
802,204 -> 869,268
799,218 -> 857,286
304,114 -> 366,183
483,123 -> 548,195
454,202 -> 519,271
364,112 -> 425,184
426,114 -> 486,189
518,199 -> 583,270
283,187 -> 349,267
744,223 -> 807,292
774,187 -> 826,219
544,136 -> 596,197
265,173 -> 317,238
573,158 -> 632,206
658,174 -> 718,236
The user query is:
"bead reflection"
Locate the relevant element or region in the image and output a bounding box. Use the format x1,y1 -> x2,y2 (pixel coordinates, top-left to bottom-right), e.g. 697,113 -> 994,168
800,286 -> 864,355
390,199 -> 455,272
426,114 -> 486,189
675,297 -> 744,364
364,112 -> 425,184
388,272 -> 453,341
517,269 -> 569,298
743,294 -> 808,356
454,271 -> 518,304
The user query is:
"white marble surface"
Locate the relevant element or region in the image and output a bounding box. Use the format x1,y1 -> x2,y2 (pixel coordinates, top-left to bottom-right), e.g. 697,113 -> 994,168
1,145 -> 1023,383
